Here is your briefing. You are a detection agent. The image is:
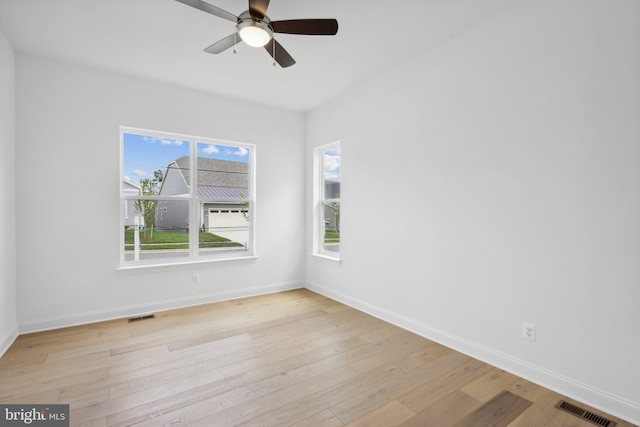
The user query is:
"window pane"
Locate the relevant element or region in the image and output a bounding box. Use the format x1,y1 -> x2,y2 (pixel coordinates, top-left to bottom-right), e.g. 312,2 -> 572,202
323,148 -> 341,199
198,203 -> 249,255
196,142 -> 251,256
124,199 -> 190,262
196,142 -> 251,198
323,201 -> 340,253
123,133 -> 189,194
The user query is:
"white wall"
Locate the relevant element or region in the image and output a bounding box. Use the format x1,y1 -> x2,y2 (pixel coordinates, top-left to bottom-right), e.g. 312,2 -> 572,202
305,0 -> 640,423
0,27 -> 17,356
15,54 -> 305,332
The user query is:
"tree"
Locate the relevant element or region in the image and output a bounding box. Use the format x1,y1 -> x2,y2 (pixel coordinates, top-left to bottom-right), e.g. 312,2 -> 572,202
134,170 -> 164,238
332,202 -> 340,235
239,191 -> 250,222
153,169 -> 164,184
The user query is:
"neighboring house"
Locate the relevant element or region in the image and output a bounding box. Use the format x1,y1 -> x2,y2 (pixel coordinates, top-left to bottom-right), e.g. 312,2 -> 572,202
122,179 -> 142,227
324,180 -> 340,232
156,156 -> 249,241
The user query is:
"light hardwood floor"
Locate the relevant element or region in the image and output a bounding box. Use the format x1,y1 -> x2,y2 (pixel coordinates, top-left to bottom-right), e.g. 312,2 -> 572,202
0,289 -> 635,426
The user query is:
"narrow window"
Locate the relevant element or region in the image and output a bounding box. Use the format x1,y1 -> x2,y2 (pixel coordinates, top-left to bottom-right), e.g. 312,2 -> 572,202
120,127 -> 255,267
314,141 -> 341,258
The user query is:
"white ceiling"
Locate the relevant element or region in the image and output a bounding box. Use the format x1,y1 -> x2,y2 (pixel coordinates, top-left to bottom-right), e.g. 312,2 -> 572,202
0,0 -> 519,112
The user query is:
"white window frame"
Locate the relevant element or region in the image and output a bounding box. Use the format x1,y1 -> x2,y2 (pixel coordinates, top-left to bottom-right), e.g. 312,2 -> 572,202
313,141 -> 341,260
119,126 -> 256,269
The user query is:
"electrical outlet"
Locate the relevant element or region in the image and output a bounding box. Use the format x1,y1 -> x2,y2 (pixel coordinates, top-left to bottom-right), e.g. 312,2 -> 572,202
522,322 -> 536,341
192,274 -> 200,284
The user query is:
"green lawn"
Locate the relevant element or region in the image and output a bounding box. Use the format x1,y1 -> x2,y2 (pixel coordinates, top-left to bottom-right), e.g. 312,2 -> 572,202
124,229 -> 243,250
324,230 -> 340,244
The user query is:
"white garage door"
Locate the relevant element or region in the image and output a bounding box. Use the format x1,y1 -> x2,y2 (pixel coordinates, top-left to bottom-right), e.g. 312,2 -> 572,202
208,209 -> 248,229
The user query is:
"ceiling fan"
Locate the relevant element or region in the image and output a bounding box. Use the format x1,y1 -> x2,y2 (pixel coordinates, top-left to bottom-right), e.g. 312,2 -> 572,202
176,0 -> 339,68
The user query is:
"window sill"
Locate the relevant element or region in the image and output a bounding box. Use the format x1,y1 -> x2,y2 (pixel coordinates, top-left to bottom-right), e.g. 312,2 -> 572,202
310,253 -> 341,264
117,255 -> 258,270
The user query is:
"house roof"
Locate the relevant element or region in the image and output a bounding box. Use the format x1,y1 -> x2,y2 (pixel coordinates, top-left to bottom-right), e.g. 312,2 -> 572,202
197,186 -> 247,199
122,178 -> 142,191
172,156 -> 248,189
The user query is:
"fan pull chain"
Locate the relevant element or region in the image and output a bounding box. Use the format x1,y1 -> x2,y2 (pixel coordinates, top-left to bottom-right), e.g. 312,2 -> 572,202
272,38 -> 276,67
233,31 -> 238,54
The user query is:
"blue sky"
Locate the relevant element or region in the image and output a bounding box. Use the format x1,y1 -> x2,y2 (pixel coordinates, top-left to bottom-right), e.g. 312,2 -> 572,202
123,133 -> 250,184
323,148 -> 341,183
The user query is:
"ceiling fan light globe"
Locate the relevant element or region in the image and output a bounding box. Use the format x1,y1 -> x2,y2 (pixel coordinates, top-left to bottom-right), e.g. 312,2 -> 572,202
239,23 -> 272,47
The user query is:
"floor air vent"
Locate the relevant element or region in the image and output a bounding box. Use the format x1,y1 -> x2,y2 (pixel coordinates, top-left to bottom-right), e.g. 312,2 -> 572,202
555,400 -> 616,427
128,314 -> 155,323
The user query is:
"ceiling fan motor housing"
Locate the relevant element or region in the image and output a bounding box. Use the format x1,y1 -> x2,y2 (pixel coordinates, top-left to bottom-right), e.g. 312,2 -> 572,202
237,11 -> 273,47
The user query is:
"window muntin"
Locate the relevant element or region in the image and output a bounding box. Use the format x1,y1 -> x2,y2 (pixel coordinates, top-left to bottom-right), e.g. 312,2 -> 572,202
315,142 -> 341,257
120,128 -> 254,267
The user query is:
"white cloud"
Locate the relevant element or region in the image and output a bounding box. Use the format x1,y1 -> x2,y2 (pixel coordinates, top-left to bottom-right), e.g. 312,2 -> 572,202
202,145 -> 220,154
324,153 -> 341,172
324,172 -> 340,182
133,169 -> 147,177
160,138 -> 185,146
233,147 -> 249,157
142,136 -> 184,146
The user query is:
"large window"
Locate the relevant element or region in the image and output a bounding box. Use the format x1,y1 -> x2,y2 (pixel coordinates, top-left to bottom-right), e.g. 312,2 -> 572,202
120,127 -> 255,267
314,141 -> 341,258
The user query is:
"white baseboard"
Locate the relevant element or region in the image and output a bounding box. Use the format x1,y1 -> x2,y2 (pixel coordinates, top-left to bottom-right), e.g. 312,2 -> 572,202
18,281 -> 303,334
305,282 -> 640,426
0,325 -> 18,359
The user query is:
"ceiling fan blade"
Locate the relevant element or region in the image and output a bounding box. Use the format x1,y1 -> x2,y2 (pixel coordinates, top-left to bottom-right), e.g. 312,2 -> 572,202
248,0 -> 270,19
264,39 -> 296,68
272,19 -> 338,35
203,33 -> 241,54
175,0 -> 237,23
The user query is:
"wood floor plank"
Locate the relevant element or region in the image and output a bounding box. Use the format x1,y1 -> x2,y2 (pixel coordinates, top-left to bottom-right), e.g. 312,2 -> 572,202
0,349 -> 111,382
507,389 -> 636,427
70,365 -> 226,425
76,417 -> 107,427
63,389 -> 110,411
242,348 -> 450,427
308,330 -> 437,375
460,366 -> 521,402
105,372 -> 256,426
0,366 -> 109,401
398,357 -> 493,413
506,389 -> 571,427
330,351 -> 471,424
451,390 -> 532,427
165,308 -> 329,352
107,330 -> 290,377
358,325 -> 407,343
1,344 -> 169,387
398,390 -> 483,427
0,388 -> 61,405
507,378 -> 555,404
345,400 -> 416,427
291,410 -> 345,427
0,289 -> 632,427
146,366 -> 360,426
